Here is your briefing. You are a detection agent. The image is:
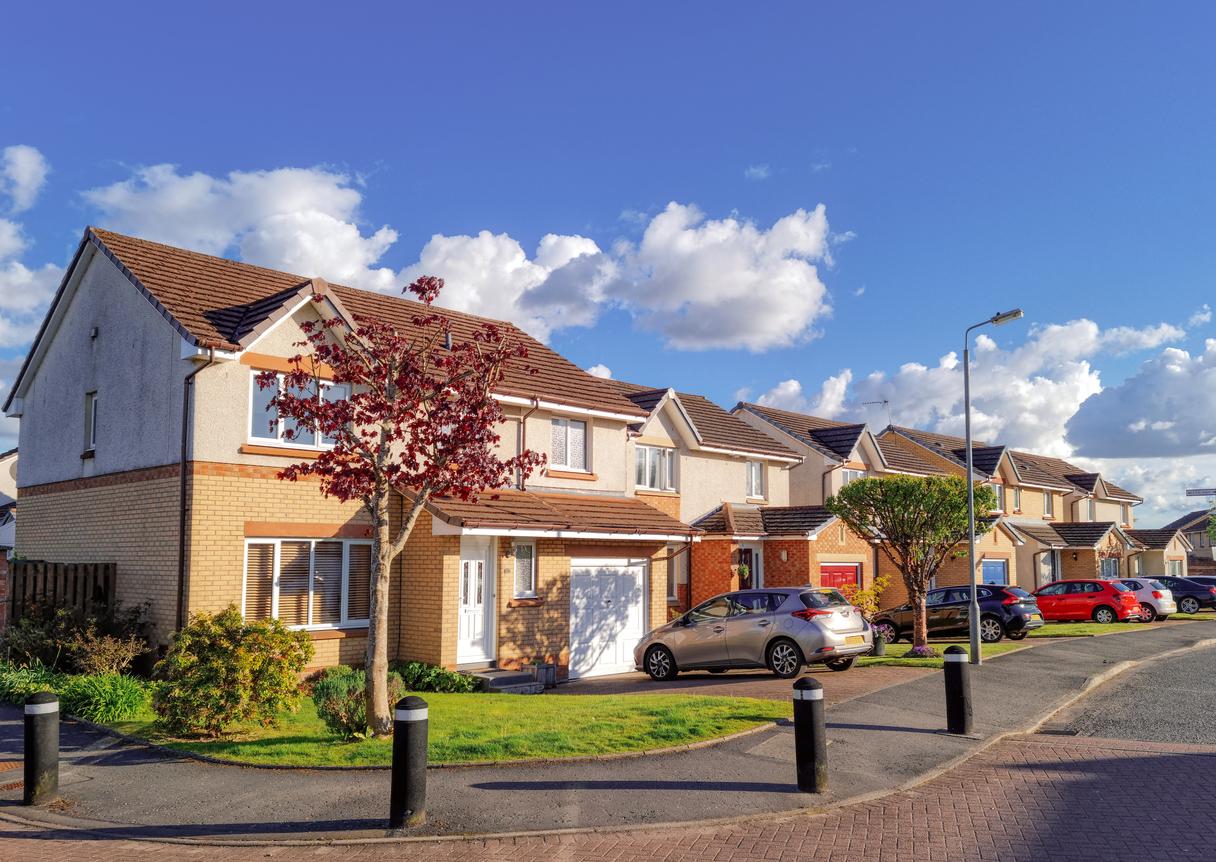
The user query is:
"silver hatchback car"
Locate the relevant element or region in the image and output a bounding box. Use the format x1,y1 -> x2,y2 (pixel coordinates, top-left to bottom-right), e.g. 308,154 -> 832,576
634,587 -> 874,680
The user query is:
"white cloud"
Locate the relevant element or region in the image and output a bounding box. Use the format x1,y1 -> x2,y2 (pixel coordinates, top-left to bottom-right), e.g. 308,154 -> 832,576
2,145 -> 50,213
744,164 -> 771,180
853,285 -> 865,297
1075,453 -> 1216,529
810,161 -> 832,173
756,370 -> 852,419
83,164 -> 399,291
1099,322 -> 1185,355
585,364 -> 612,379
0,218 -> 64,347
612,202 -> 833,351
1190,304 -> 1212,327
1067,339 -> 1216,458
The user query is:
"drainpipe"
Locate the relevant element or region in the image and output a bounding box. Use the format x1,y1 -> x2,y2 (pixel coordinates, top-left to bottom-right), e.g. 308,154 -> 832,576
517,396 -> 540,490
176,348 -> 216,632
822,462 -> 843,505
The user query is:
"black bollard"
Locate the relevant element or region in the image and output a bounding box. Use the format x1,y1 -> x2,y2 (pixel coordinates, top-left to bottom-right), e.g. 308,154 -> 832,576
23,691 -> 59,806
389,695 -> 428,828
943,645 -> 973,735
792,676 -> 827,793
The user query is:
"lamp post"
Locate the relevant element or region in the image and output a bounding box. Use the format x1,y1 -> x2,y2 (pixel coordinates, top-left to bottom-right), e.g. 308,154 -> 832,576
964,308 -> 1024,665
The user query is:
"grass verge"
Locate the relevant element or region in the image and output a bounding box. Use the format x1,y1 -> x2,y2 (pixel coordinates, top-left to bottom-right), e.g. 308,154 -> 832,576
856,640 -> 1026,668
1030,613 -> 1216,638
108,692 -> 791,766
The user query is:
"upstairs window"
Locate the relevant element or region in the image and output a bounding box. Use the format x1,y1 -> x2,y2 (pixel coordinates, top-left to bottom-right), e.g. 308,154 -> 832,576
1043,491 -> 1055,517
83,391 -> 98,452
1012,487 -> 1022,511
551,418 -> 587,470
746,461 -> 765,498
841,469 -> 866,486
249,371 -> 348,450
1087,499 -> 1097,521
993,484 -> 1006,513
1121,503 -> 1131,525
636,445 -> 676,491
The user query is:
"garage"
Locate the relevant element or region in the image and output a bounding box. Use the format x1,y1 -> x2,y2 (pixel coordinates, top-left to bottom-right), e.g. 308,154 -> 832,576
569,558 -> 648,679
820,563 -> 861,590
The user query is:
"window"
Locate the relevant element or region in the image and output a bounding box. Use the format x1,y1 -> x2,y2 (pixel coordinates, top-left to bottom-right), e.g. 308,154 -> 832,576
734,592 -> 778,614
636,446 -> 676,491
244,538 -> 371,628
512,542 -> 536,598
1133,555 -> 1144,575
993,484 -> 1006,513
1087,499 -> 1096,521
1042,550 -> 1061,584
745,461 -> 765,498
551,418 -> 587,470
83,391 -> 98,452
666,544 -> 683,601
1121,503 -> 1130,525
249,371 -> 348,450
1043,491 -> 1055,517
841,469 -> 866,486
689,597 -> 736,621
926,589 -> 948,606
1100,557 -> 1120,579
1012,487 -> 1022,511
1167,559 -> 1184,577
1037,582 -> 1067,596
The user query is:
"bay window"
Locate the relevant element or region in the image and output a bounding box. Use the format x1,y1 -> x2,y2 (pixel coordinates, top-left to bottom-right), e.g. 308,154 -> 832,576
551,418 -> 587,470
636,445 -> 676,491
244,538 -> 371,628
249,371 -> 349,449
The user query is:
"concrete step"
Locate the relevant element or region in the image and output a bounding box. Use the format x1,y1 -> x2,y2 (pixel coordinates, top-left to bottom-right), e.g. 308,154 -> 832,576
466,668 -> 545,694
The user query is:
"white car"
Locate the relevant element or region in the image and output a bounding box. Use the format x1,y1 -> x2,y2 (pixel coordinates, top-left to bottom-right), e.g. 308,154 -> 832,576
1118,578 -> 1176,623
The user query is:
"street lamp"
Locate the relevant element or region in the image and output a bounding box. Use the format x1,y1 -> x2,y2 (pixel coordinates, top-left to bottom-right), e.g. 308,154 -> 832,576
964,308 -> 1024,665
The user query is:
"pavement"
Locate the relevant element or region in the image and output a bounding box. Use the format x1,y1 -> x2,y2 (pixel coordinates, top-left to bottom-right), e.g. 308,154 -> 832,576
0,620 -> 1212,848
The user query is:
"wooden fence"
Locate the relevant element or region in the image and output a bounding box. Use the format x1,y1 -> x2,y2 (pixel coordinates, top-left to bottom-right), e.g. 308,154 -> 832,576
7,560 -> 116,623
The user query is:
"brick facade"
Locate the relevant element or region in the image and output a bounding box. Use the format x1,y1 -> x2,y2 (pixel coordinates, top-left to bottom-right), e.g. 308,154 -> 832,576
635,491 -> 681,520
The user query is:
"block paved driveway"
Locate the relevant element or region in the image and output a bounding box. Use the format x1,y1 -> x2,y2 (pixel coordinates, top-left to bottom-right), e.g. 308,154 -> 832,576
2,733 -> 1213,861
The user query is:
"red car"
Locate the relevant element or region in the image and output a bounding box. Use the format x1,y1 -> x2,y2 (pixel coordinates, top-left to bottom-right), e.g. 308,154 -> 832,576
1032,579 -> 1143,623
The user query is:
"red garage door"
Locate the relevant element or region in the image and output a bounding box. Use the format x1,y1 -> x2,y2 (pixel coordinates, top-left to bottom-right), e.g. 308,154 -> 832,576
820,563 -> 861,589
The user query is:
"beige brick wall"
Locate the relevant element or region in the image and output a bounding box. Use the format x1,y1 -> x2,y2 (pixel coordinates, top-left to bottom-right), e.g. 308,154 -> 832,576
397,509 -> 460,668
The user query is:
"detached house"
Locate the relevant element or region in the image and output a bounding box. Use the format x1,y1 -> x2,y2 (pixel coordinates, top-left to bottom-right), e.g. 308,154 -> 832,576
5,229 -> 699,680
1160,510 -> 1213,573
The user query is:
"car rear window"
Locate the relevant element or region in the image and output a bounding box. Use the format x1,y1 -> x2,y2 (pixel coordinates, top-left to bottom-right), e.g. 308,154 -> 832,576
1003,587 -> 1033,600
1109,581 -> 1131,592
1148,580 -> 1167,590
800,589 -> 849,608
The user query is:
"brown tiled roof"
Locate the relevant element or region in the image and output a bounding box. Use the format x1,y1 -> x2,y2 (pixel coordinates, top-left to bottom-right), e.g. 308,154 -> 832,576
613,383 -> 799,460
1126,529 -> 1184,550
1100,480 -> 1142,503
1008,522 -> 1066,548
1006,450 -> 1143,502
1051,522 -> 1130,548
885,426 -> 1007,479
87,229 -> 645,419
874,432 -> 950,475
1162,510 -> 1211,532
427,489 -> 698,536
693,503 -> 837,537
735,403 -> 866,461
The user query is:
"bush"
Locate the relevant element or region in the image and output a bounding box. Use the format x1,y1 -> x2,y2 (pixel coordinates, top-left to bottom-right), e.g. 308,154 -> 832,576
392,660 -> 479,693
67,623 -> 145,676
0,662 -> 65,704
0,607 -> 83,670
152,606 -> 313,737
0,601 -> 152,674
312,667 -> 406,739
60,673 -> 149,723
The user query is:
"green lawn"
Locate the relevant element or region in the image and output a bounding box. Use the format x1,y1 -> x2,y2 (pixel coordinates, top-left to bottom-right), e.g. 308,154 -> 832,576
1030,613 -> 1216,638
856,640 -> 1027,668
109,692 -> 791,766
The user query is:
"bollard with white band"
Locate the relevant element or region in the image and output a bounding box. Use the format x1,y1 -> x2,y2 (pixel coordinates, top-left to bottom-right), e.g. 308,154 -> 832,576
792,676 -> 827,793
23,691 -> 59,806
943,644 -> 973,735
389,695 -> 428,828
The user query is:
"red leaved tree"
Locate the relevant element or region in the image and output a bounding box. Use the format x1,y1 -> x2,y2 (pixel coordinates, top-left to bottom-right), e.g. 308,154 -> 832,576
258,276 -> 544,735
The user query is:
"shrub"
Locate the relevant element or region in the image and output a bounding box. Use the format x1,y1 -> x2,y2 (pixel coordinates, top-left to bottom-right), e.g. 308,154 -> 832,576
0,662 -> 65,704
902,645 -> 941,659
0,607 -> 83,670
59,673 -> 149,723
392,660 -> 479,693
312,667 -> 406,739
152,606 -> 313,737
0,601 -> 152,674
67,623 -> 145,676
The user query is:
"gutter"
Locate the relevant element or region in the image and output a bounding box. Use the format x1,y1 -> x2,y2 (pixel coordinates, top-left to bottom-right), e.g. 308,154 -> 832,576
517,396 -> 540,490
176,349 -> 216,632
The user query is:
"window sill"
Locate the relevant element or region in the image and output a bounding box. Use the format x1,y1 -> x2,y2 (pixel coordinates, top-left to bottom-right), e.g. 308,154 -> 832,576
81,449 -> 95,460
636,488 -> 679,497
746,497 -> 768,504
546,468 -> 598,481
667,597 -> 682,606
302,626 -> 369,641
508,596 -> 545,608
240,443 -> 325,459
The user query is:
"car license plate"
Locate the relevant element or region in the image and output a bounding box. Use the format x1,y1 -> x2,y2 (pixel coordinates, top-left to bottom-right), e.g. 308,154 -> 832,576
845,635 -> 865,645
1029,614 -> 1041,621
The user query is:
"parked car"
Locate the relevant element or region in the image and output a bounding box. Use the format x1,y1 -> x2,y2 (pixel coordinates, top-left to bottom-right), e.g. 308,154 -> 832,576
1117,578 -> 1176,622
1032,579 -> 1142,623
635,587 -> 873,681
1152,575 -> 1216,615
873,585 -> 1044,644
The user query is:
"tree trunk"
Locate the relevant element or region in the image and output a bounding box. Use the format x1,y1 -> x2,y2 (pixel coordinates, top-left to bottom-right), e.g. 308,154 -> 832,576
911,591 -> 928,649
365,491 -> 394,736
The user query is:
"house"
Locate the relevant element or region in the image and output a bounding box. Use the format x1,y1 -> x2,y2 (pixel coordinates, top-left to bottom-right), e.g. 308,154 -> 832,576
1125,528 -> 1193,578
608,383 -> 802,610
3,228 -> 700,680
0,448 -> 15,554
1161,510 -> 1213,570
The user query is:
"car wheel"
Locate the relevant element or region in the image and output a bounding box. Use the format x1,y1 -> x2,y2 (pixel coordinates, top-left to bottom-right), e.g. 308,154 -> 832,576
1007,631 -> 1028,640
1092,605 -> 1116,624
873,621 -> 898,644
979,615 -> 1005,643
766,639 -> 805,679
1157,615 -> 1170,622
644,645 -> 678,681
1139,603 -> 1157,623
825,656 -> 856,672
1180,597 -> 1200,615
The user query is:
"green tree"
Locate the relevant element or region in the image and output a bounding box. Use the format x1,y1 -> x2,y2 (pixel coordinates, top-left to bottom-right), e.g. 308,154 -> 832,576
1207,502 -> 1215,546
826,475 -> 998,652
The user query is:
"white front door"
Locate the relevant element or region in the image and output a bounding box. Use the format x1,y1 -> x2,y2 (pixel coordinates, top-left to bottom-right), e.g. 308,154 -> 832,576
569,558 -> 647,679
457,536 -> 495,663
740,542 -> 763,589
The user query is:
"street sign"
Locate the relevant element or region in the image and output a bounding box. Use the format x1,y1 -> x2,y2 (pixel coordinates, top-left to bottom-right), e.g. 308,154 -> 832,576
1186,488 -> 1216,497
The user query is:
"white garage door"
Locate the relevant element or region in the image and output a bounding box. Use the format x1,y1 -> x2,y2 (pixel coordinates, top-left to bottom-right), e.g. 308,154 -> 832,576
569,558 -> 648,679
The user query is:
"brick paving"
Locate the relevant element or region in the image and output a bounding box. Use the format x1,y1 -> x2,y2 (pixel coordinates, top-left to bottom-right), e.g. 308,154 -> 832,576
2,733 -> 1214,861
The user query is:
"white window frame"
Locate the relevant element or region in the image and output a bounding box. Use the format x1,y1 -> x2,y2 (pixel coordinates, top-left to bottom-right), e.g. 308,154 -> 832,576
666,544 -> 683,602
512,541 -> 537,598
635,445 -> 676,491
746,461 -> 765,499
84,391 -> 98,451
1167,559 -> 1184,578
1013,486 -> 1022,511
1121,503 -> 1130,525
550,417 -> 588,471
1043,491 -> 1055,518
248,370 -> 348,451
1088,499 -> 1097,521
841,469 -> 865,486
242,537 -> 372,630
1099,556 -> 1120,579
993,483 -> 1006,513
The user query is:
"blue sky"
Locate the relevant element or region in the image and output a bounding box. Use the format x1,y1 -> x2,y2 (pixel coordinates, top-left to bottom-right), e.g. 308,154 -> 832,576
1,3 -> 1214,521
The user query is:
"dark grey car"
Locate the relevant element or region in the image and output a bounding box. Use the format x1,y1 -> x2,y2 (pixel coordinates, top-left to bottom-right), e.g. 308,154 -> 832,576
633,587 -> 874,680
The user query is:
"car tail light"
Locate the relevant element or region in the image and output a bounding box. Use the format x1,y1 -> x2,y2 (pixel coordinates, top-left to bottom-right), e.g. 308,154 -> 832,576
1002,594 -> 1022,605
1209,588 -> 1216,597
792,608 -> 831,621
1152,591 -> 1164,599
